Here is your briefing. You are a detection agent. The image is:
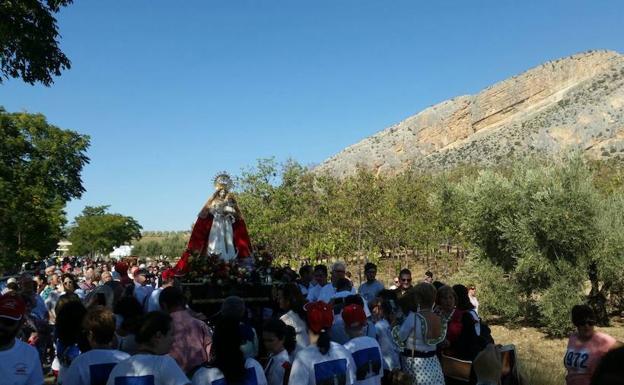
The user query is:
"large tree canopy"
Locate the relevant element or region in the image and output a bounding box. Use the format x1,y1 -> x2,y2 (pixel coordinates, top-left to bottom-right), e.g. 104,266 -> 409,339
0,0 -> 73,86
69,205 -> 142,257
0,107 -> 89,268
235,155 -> 624,336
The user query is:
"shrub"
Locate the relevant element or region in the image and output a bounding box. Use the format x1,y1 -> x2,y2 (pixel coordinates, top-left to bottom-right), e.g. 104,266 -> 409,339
451,256 -> 522,323
538,267 -> 583,337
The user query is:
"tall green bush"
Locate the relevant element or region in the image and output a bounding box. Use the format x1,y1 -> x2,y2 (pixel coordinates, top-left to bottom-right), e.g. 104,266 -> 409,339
451,256 -> 522,322
538,263 -> 584,337
230,155 -> 624,334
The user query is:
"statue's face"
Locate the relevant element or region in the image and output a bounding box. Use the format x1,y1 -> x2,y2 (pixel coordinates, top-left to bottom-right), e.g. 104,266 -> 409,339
218,188 -> 227,199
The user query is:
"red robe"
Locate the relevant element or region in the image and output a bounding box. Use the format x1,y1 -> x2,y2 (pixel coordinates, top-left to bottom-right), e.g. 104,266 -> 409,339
174,214 -> 252,273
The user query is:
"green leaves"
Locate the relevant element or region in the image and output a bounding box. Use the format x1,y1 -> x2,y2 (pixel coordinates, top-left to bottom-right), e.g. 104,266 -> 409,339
0,1 -> 73,85
234,159 -> 465,263
132,233 -> 188,259
68,205 -> 142,257
0,108 -> 89,268
233,153 -> 624,335
455,154 -> 623,334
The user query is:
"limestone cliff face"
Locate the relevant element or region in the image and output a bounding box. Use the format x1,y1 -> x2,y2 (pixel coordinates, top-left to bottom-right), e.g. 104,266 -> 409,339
317,50 -> 624,177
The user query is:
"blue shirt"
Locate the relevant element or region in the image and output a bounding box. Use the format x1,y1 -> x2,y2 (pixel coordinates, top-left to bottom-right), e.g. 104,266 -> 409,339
358,280 -> 384,304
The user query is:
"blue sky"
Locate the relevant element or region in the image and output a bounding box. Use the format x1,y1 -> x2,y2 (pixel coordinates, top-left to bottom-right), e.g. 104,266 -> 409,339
1,0 -> 623,230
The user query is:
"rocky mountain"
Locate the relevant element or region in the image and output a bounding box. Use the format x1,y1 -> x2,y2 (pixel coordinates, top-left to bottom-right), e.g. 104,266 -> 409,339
317,50 -> 624,177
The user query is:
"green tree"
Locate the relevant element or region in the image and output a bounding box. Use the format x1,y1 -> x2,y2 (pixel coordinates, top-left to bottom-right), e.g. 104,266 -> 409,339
0,107 -> 89,268
68,205 -> 142,257
132,232 -> 188,259
0,0 -> 73,85
457,155 -> 603,335
236,157 -> 279,250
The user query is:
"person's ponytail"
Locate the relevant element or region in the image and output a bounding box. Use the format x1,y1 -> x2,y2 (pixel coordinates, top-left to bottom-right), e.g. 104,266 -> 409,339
284,325 -> 297,354
304,301 -> 334,356
317,329 -> 331,355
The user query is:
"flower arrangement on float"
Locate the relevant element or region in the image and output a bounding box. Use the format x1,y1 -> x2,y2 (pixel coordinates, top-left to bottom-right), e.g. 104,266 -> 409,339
185,250 -> 275,286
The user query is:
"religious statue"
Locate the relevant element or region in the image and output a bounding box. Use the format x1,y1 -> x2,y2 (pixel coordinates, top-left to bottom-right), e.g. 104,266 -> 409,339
174,173 -> 252,273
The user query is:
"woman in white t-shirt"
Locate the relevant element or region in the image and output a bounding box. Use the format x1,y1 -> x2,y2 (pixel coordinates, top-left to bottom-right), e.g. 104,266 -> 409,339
54,294 -> 87,384
262,318 -> 297,385
106,311 -> 190,385
192,319 -> 267,385
64,306 -> 130,385
278,283 -> 310,352
289,301 -> 356,385
369,298 -> 400,378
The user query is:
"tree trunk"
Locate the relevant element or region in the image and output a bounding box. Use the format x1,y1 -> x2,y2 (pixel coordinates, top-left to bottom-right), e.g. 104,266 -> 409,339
587,261 -> 609,326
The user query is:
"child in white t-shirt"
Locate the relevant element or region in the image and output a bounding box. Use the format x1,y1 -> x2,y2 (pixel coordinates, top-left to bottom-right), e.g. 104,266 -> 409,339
64,306 -> 130,385
289,301 -> 356,385
106,311 -> 190,385
262,319 -> 297,385
341,304 -> 383,385
193,357 -> 265,385
192,319 -> 267,385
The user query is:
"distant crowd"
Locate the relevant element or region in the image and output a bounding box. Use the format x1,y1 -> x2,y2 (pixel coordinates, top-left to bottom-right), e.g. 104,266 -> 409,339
0,257 -> 622,385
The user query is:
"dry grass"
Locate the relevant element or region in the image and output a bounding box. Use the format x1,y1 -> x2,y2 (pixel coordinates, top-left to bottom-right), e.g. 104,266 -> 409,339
491,319 -> 624,385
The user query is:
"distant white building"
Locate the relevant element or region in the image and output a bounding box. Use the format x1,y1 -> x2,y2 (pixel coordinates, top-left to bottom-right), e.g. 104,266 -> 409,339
110,245 -> 133,259
56,240 -> 72,256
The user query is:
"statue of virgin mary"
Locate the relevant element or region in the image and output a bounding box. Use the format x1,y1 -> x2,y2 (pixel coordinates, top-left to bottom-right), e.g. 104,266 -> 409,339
174,173 -> 252,273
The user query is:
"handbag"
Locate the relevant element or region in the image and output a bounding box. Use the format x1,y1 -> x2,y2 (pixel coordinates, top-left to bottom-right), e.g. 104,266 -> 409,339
440,352 -> 472,382
396,313 -> 419,383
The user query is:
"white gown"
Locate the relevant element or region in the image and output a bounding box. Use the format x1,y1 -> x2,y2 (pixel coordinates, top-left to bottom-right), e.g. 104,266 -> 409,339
207,202 -> 238,261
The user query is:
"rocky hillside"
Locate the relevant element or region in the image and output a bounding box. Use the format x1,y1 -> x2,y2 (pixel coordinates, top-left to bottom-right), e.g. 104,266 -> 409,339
317,50 -> 624,177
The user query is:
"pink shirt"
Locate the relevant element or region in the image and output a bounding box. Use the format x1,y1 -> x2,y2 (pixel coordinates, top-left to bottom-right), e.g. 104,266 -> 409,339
564,331 -> 616,385
168,309 -> 213,373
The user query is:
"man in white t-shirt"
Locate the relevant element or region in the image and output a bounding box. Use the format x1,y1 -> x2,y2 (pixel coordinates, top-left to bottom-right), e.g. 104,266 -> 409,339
342,304 -> 383,385
64,306 -> 130,385
318,262 -> 356,303
0,294 -> 44,385
296,265 -> 314,297
307,265 -> 331,302
106,312 -> 190,385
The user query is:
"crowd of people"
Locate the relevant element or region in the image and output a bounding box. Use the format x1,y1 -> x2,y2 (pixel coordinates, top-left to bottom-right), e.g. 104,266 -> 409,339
0,257 -> 622,385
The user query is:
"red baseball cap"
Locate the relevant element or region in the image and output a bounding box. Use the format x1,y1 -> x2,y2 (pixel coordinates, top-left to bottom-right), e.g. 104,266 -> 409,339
115,262 -> 128,274
161,268 -> 176,281
0,294 -> 26,321
342,304 -> 366,329
304,301 -> 334,334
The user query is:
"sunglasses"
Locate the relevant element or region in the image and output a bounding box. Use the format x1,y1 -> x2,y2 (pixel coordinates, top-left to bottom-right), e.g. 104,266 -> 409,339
401,278 -> 412,282
575,320 -> 596,327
